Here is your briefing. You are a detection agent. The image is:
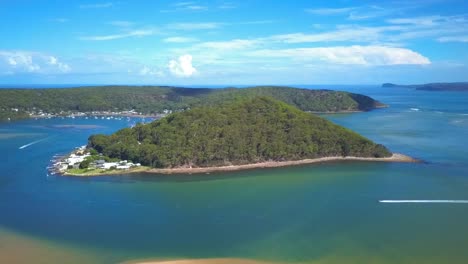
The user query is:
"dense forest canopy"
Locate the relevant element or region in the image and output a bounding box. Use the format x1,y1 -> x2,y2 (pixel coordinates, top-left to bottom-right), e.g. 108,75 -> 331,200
0,86 -> 385,121
88,97 -> 391,168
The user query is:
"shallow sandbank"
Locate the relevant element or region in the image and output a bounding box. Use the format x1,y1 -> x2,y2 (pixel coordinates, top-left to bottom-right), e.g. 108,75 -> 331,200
64,153 -> 418,177
123,258 -> 276,264
0,228 -> 100,264
144,153 -> 418,175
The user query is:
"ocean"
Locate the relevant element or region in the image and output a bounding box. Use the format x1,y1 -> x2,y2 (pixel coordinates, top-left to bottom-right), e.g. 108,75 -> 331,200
1,85 -> 468,264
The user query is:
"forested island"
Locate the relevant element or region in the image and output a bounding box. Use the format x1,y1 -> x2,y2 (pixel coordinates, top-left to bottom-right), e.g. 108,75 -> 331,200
59,97 -> 415,176
0,86 -> 386,121
382,82 -> 468,91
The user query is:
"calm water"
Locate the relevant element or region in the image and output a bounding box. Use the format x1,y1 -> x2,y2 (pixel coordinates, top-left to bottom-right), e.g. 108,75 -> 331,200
1,86 -> 468,264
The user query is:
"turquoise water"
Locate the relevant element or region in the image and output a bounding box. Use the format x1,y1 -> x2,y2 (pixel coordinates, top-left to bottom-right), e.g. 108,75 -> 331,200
1,86 -> 468,263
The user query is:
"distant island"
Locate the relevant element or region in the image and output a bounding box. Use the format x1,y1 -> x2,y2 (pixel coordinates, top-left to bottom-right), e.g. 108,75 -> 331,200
0,85 -> 386,121
382,82 -> 468,91
55,97 -> 415,176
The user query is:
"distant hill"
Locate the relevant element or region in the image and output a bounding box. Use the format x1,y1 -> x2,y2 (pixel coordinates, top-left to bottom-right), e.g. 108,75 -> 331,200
88,97 -> 392,168
0,86 -> 386,121
382,82 -> 468,91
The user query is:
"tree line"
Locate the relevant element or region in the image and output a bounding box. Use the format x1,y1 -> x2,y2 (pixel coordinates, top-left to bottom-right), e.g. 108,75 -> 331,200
88,97 -> 391,168
0,86 -> 384,121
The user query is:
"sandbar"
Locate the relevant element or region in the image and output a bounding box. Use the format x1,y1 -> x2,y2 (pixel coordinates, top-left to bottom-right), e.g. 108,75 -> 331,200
123,258 -> 276,264
64,153 -> 418,176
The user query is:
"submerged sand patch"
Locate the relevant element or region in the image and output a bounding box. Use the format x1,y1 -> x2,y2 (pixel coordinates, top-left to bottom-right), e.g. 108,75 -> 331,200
123,258 -> 277,264
0,228 -> 101,264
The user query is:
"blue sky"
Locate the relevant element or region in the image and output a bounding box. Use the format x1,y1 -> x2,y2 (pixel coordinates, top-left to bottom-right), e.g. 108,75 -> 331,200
0,0 -> 468,85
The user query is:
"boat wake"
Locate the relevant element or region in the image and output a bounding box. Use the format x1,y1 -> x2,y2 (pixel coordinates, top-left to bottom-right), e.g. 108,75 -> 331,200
19,137 -> 52,149
380,200 -> 468,204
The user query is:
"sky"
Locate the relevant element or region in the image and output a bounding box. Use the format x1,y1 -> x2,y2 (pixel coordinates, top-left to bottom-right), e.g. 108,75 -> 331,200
0,0 -> 468,85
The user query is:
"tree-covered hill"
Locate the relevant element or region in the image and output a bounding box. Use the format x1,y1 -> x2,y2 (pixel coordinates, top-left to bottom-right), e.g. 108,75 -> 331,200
382,82 -> 468,91
88,97 -> 391,168
0,86 -> 385,121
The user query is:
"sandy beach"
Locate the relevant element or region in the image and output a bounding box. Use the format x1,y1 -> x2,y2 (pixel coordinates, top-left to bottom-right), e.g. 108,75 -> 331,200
145,153 -> 417,174
123,258 -> 276,264
64,153 -> 418,176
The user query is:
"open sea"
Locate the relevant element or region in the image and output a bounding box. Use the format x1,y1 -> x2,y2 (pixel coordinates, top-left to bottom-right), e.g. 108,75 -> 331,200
1,85 -> 468,264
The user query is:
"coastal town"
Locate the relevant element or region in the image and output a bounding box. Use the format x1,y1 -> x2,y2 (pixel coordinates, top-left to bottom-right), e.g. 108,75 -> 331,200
49,145 -> 143,176
29,108 -> 171,119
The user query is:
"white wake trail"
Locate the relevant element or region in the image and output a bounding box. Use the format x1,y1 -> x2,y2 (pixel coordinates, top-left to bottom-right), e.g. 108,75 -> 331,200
19,137 -> 50,149
380,200 -> 468,204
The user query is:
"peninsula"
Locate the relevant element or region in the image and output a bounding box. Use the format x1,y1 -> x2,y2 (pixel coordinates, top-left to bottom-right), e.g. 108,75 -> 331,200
382,82 -> 468,91
58,97 -> 415,176
0,85 -> 385,121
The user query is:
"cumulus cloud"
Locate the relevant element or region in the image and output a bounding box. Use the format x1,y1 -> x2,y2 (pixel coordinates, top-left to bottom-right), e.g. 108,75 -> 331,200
249,45 -> 430,65
0,51 -> 71,74
168,54 -> 197,77
48,56 -> 71,72
1,51 -> 40,72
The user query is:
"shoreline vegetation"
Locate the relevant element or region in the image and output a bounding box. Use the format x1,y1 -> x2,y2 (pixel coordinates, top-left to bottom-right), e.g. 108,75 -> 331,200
1,85 -> 385,122
62,153 -> 418,177
48,96 -> 407,178
55,97 -> 409,177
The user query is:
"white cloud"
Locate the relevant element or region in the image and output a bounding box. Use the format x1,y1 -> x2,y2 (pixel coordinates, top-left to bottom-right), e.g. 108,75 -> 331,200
1,51 -> 40,72
185,5 -> 207,10
81,29 -> 156,41
196,39 -> 257,50
139,66 -> 164,77
164,2 -> 208,12
163,37 -> 198,43
347,5 -> 395,20
269,26 -> 401,43
267,14 -> 468,44
0,51 -> 71,74
305,7 -> 355,15
437,36 -> 468,42
79,2 -> 113,9
387,16 -> 442,26
168,22 -> 222,30
248,45 -> 430,65
174,1 -> 194,6
48,56 -> 71,72
168,54 -> 197,77
7,58 -> 17,66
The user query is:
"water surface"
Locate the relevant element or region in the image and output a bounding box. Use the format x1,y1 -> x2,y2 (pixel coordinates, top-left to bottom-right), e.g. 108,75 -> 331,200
1,86 -> 468,263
